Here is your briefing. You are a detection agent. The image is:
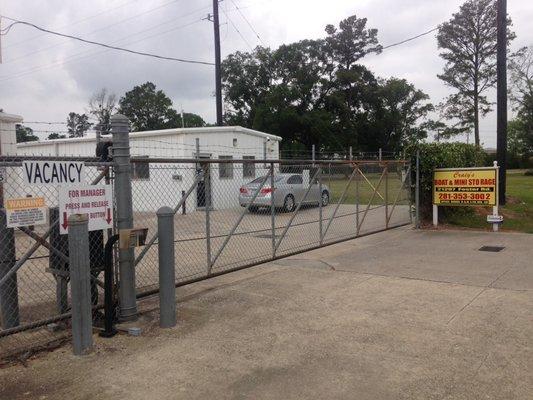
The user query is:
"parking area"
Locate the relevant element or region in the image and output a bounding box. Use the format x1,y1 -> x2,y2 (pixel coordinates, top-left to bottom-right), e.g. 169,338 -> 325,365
1,227 -> 531,400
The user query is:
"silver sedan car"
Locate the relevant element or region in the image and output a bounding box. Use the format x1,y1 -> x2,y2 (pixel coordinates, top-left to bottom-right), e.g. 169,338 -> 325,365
239,173 -> 330,212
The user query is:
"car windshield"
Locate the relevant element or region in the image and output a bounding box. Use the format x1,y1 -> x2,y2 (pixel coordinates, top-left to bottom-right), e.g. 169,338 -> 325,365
249,176 -> 284,184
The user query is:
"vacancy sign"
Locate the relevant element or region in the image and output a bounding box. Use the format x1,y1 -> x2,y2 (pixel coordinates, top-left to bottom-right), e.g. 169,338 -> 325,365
58,185 -> 113,234
23,161 -> 85,185
5,197 -> 48,228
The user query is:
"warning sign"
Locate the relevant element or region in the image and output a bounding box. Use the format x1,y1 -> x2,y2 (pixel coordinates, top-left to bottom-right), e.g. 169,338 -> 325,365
433,168 -> 497,206
58,185 -> 113,234
5,197 -> 48,228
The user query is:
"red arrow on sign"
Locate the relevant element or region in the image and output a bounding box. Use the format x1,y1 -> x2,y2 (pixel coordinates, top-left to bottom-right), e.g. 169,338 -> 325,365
106,208 -> 112,224
61,212 -> 69,230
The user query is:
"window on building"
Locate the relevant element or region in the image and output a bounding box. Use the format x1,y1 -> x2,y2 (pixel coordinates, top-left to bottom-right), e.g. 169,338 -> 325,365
219,155 -> 233,179
243,156 -> 255,178
131,157 -> 150,180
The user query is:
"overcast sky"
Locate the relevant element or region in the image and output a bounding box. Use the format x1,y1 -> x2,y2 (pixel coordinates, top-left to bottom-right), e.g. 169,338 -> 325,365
1,0 -> 532,147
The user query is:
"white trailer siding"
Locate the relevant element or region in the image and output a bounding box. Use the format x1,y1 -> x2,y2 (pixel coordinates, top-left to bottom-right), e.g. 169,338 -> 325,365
12,127 -> 281,212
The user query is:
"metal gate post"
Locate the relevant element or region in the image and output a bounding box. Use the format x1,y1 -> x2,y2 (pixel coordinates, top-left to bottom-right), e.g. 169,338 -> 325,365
270,162 -> 276,258
205,163 -> 212,273
0,209 -> 20,328
385,164 -> 389,229
318,166 -> 323,246
157,207 -> 176,328
415,150 -> 420,229
68,214 -> 93,355
355,165 -> 360,235
111,114 -> 137,321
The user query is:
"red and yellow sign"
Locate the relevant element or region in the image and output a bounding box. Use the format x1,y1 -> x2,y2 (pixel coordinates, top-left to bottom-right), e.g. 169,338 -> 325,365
433,168 -> 497,206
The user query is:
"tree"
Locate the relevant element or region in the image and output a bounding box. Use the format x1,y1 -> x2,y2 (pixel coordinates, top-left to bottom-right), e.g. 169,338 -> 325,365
166,110 -> 206,128
67,112 -> 92,138
223,15 -> 386,152
15,125 -> 39,143
222,14 -> 431,155
88,88 -> 117,134
47,133 -> 66,140
509,46 -> 533,150
118,82 -> 177,131
437,0 -> 515,146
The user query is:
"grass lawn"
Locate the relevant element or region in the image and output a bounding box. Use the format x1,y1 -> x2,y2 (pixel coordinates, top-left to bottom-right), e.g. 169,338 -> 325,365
446,170 -> 533,233
327,171 -> 410,206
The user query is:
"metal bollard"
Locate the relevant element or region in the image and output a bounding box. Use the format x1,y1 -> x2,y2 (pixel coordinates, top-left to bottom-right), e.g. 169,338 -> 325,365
157,207 -> 176,328
0,209 -> 20,328
68,214 -> 93,355
111,114 -> 138,321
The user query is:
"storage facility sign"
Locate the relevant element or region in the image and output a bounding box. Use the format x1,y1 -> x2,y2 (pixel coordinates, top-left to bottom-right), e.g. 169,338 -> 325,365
5,197 -> 48,228
433,168 -> 497,206
23,161 -> 85,185
58,185 -> 113,234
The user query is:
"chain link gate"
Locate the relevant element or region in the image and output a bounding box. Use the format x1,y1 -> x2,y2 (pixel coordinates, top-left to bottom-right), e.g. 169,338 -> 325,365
128,158 -> 412,299
0,155 -> 114,359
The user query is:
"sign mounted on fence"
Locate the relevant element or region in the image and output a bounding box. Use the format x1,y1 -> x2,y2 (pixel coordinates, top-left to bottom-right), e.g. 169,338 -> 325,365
433,168 -> 497,206
23,161 -> 85,185
58,185 -> 113,234
5,196 -> 48,228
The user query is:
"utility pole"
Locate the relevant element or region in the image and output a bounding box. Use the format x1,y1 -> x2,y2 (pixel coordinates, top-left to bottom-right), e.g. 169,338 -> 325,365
496,0 -> 507,205
212,0 -> 223,126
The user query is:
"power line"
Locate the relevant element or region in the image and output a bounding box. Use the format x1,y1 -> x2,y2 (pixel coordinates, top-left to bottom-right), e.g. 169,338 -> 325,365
2,0 -> 186,64
0,17 -> 207,83
220,8 -> 253,51
0,16 -> 215,66
381,27 -> 439,50
229,0 -> 265,46
1,0 -> 144,49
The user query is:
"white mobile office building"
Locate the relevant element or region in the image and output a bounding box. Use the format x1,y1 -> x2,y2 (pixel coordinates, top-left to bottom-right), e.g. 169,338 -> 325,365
13,126 -> 281,212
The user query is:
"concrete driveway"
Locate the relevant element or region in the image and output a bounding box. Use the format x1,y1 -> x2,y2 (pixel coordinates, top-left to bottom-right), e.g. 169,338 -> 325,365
1,227 -> 531,400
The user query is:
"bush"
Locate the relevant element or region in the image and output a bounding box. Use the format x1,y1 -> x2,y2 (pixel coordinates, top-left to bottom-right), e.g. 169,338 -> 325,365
407,142 -> 487,220
525,169 -> 533,176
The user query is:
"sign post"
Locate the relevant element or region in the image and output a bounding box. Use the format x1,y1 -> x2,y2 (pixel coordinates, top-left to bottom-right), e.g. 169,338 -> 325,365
433,162 -> 501,231
58,185 -> 113,234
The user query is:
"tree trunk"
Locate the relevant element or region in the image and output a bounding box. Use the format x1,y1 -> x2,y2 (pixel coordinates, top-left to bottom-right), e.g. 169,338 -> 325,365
473,87 -> 480,147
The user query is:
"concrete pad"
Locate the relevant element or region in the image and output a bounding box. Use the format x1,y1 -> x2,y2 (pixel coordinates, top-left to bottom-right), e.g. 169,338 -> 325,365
291,229 -> 533,289
0,228 -> 531,400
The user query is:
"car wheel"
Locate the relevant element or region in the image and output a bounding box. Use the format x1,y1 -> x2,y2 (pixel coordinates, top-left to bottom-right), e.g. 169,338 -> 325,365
283,195 -> 295,212
321,190 -> 330,206
248,205 -> 259,213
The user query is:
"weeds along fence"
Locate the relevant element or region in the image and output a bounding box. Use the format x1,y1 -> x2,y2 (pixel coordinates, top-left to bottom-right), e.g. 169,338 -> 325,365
0,152 -> 412,360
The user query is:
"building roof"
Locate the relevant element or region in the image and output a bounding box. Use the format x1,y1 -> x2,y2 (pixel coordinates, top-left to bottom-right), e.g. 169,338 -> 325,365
0,112 -> 23,123
16,126 -> 282,148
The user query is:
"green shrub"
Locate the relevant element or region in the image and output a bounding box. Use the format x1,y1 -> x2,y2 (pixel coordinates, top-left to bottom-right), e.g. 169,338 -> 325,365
407,142 -> 487,220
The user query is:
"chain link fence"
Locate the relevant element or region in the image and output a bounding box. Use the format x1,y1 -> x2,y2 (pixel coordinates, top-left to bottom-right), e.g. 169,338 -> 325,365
0,154 -> 412,360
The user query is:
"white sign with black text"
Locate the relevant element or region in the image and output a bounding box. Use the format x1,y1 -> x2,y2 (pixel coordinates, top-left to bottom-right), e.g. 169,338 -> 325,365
23,161 -> 85,185
58,185 -> 113,234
